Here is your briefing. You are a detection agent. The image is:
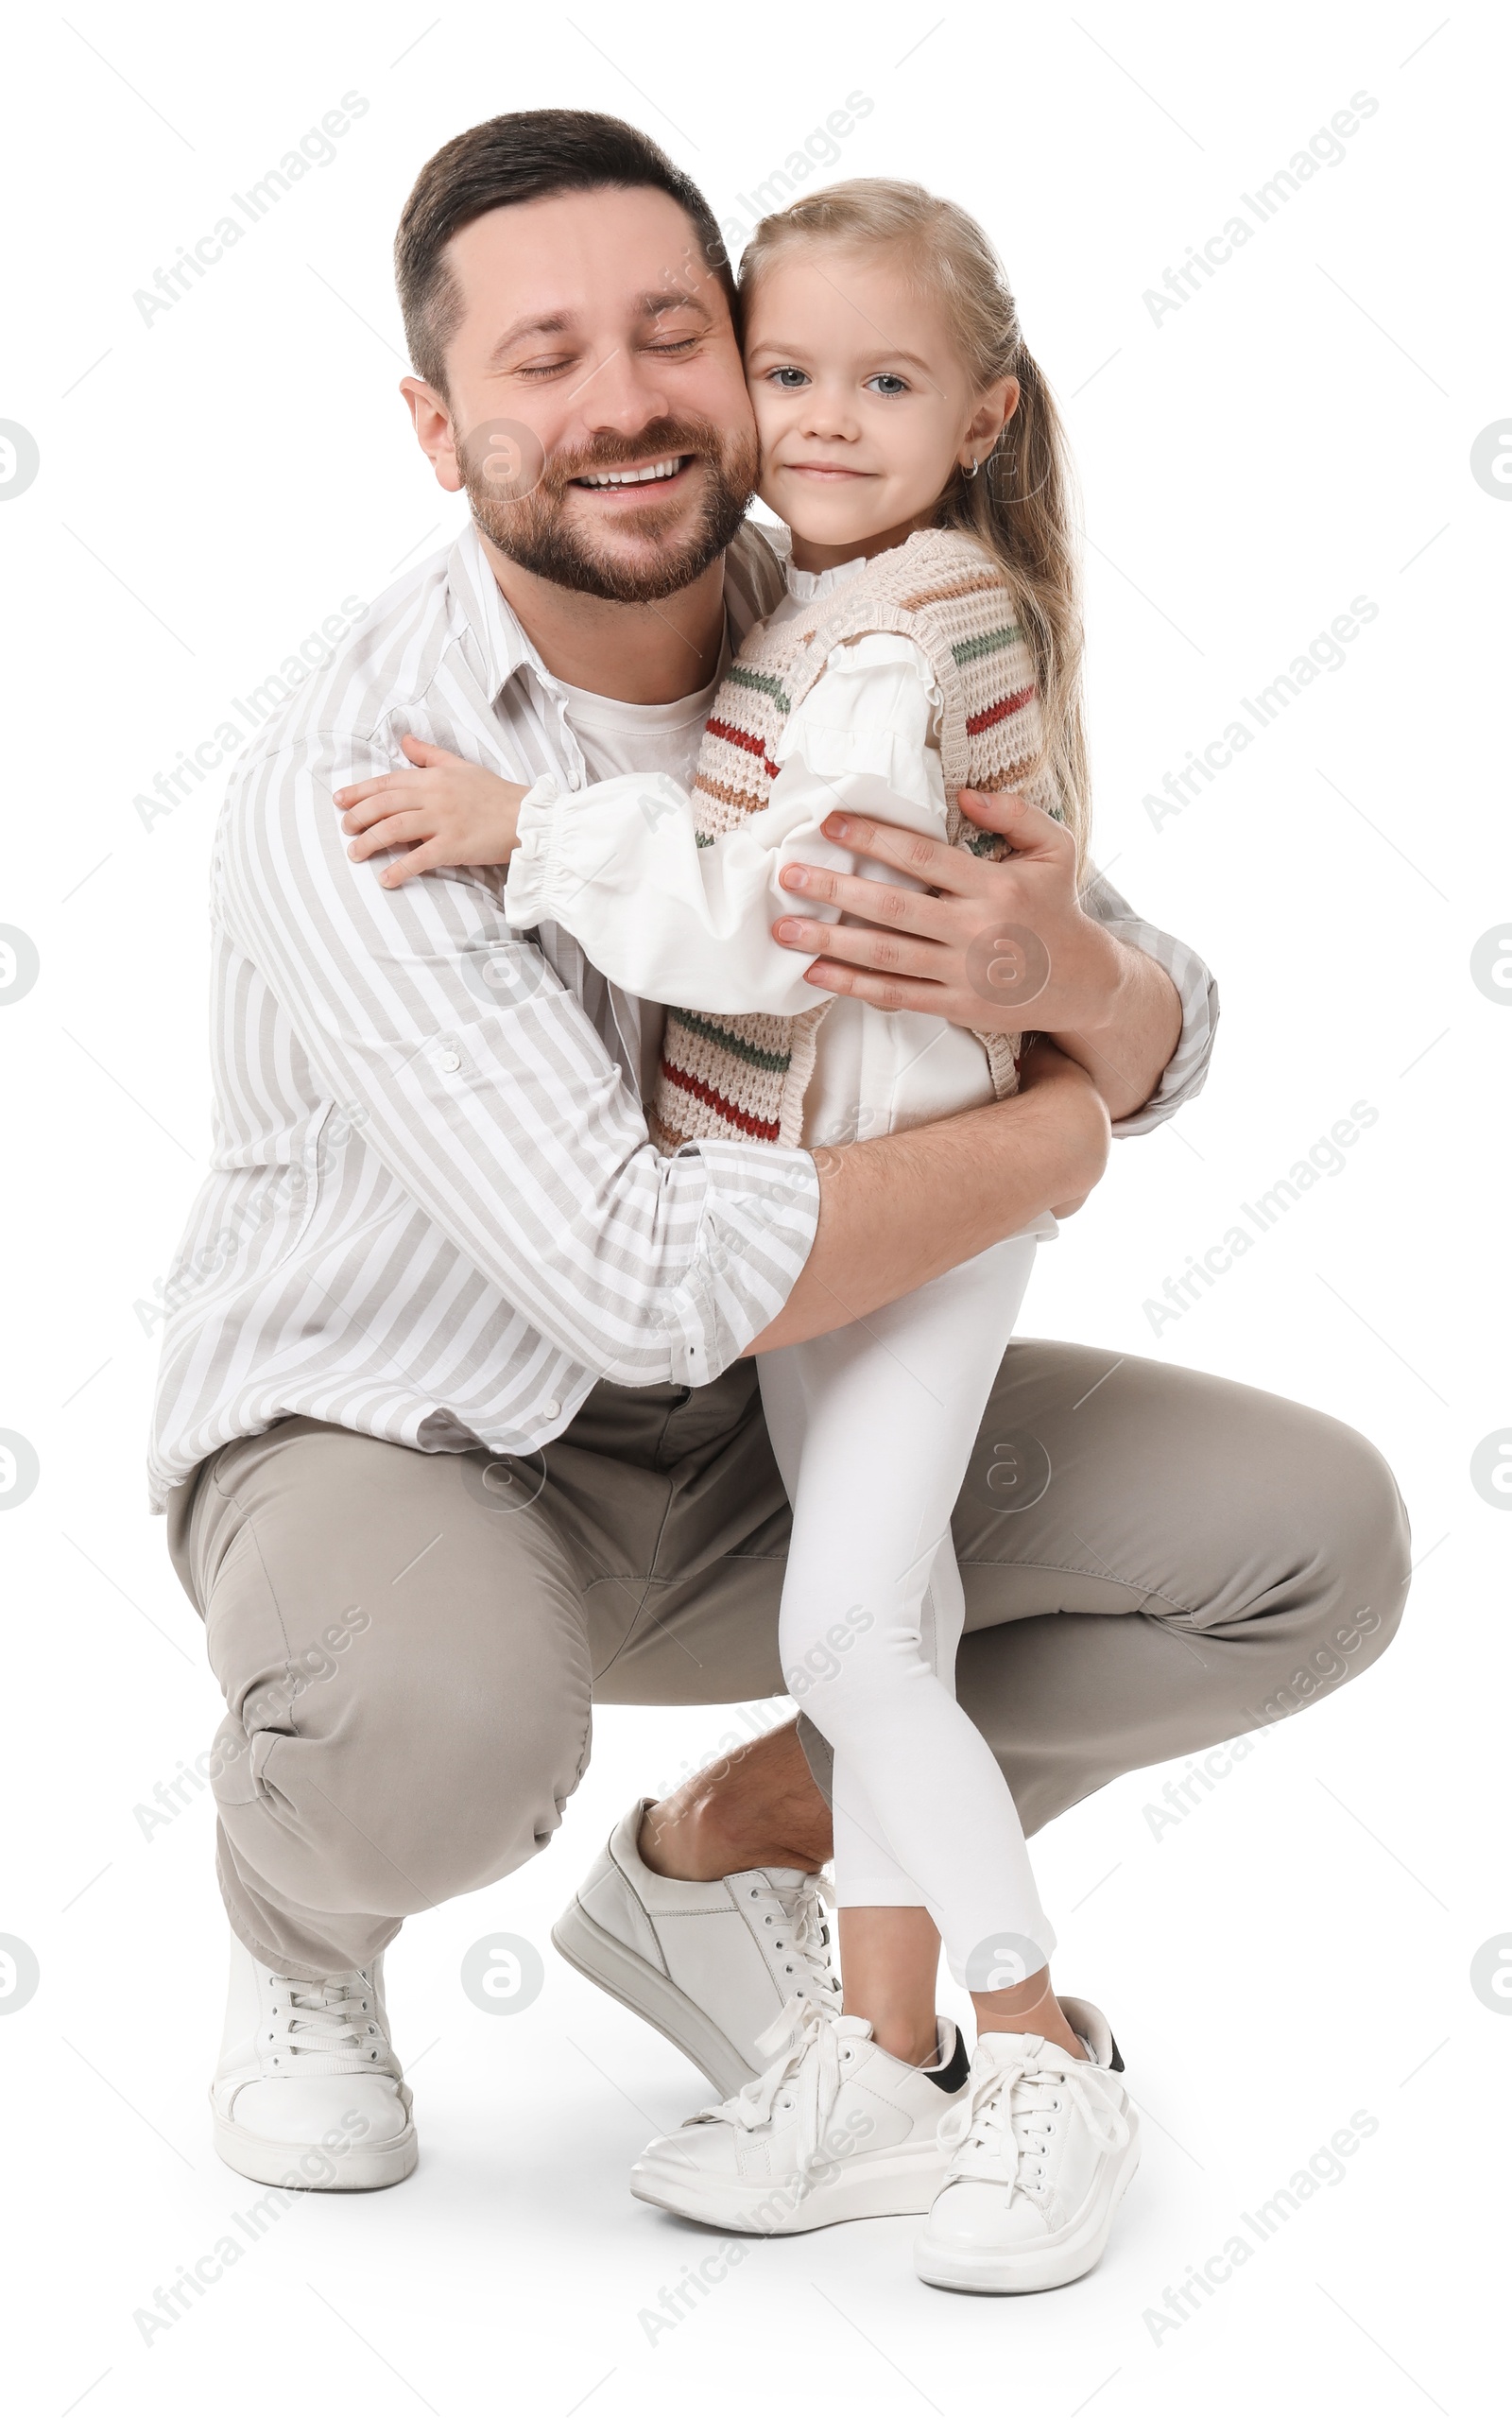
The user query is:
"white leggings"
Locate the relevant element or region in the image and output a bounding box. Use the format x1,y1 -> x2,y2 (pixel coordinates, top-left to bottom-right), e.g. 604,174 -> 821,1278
757,1235 -> 1056,1992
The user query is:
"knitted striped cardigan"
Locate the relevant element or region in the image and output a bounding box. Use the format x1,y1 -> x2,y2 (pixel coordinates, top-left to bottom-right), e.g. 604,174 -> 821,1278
651,526 -> 1056,1154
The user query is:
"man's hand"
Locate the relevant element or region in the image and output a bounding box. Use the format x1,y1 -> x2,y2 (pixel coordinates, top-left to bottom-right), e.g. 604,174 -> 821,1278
770,789 -> 1182,1121
335,734 -> 527,888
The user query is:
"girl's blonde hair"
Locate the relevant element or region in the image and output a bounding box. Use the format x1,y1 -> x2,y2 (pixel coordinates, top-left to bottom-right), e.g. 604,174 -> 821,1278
740,179 -> 1090,868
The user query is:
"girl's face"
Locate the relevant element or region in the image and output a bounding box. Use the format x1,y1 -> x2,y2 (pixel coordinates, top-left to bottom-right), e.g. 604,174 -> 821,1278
743,244 -> 1016,570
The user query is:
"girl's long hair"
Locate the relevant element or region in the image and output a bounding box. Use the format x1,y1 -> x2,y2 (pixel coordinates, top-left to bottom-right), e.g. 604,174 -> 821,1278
740,180 -> 1091,870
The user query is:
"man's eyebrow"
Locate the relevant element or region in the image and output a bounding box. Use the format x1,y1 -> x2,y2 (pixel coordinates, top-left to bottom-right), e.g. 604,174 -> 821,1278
486,312 -> 575,366
637,288 -> 714,322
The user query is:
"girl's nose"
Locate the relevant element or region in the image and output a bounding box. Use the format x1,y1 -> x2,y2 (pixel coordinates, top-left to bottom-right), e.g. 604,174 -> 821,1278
799,389 -> 860,442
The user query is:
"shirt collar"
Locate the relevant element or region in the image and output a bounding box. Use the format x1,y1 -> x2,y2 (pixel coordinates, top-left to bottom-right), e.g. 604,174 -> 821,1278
447,521 -> 541,705
445,515 -> 788,711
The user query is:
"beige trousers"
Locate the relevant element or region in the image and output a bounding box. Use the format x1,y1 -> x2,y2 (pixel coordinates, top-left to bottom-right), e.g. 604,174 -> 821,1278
167,1343 -> 1409,1979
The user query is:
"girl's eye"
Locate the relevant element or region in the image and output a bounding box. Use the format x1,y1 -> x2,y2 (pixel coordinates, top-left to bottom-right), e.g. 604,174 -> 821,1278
866,373 -> 910,397
766,366 -> 810,389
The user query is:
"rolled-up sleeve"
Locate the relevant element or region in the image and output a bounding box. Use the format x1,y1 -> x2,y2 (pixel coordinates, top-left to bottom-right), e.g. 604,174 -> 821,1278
216,731 -> 819,1384
1077,870 -> 1220,1137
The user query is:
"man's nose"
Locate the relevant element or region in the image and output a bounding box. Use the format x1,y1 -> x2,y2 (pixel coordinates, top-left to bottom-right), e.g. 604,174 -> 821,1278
572,344 -> 672,437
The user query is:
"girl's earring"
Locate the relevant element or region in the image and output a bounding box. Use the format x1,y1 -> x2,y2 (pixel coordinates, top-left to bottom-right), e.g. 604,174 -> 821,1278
966,456 -> 981,478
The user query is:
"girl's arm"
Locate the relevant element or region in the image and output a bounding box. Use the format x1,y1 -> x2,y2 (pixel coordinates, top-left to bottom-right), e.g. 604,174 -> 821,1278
503,633 -> 951,1015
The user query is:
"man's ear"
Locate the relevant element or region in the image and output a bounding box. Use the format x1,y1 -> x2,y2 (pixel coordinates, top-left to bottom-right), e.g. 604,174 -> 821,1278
400,376 -> 464,494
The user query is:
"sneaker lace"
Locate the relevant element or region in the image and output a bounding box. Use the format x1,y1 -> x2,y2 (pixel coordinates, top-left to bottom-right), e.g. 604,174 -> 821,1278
782,1872 -> 841,2012
691,1996 -> 848,2185
266,1970 -> 391,2073
936,2042 -> 1129,2210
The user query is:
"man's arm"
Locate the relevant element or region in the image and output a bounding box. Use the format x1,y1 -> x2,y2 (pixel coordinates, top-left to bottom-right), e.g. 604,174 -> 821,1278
216,730 -> 822,1390
745,1040 -> 1109,1355
767,789 -> 1213,1128
218,740 -> 1110,1384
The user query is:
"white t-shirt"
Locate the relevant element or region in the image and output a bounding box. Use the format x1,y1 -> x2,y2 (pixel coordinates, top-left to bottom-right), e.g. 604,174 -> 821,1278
555,632 -> 730,1109
556,645 -> 730,791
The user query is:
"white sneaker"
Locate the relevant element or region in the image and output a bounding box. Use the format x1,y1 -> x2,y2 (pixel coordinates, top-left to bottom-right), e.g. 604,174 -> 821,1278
211,1928 -> 418,2190
914,1997 -> 1140,2292
552,1798 -> 841,2097
629,1998 -> 966,2235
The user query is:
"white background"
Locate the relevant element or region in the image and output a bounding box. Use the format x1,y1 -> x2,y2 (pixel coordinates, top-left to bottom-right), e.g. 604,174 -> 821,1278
2,2 -> 1507,2426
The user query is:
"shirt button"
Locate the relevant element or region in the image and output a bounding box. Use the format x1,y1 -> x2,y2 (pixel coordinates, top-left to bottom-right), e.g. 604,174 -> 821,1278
540,1398 -> 560,1421
438,1047 -> 461,1073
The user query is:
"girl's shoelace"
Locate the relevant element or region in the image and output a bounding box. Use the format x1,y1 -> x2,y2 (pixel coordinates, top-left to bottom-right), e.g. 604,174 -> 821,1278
937,2044 -> 1130,2202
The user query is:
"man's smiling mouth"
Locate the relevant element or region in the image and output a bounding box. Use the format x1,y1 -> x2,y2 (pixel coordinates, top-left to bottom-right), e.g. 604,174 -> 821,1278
571,456 -> 691,490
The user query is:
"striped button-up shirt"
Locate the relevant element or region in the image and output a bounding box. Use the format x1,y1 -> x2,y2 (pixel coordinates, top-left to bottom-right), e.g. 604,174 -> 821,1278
147,520 -> 1217,1511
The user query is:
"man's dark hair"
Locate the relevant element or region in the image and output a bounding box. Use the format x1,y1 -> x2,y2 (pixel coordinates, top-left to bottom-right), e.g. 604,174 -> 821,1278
395,110 -> 736,394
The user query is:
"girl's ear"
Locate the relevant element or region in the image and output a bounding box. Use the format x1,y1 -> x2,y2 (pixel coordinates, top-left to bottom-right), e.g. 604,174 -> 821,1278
960,375 -> 1020,471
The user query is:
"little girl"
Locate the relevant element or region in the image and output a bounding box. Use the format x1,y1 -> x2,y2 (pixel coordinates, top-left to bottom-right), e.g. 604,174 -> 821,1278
339,179 -> 1139,2290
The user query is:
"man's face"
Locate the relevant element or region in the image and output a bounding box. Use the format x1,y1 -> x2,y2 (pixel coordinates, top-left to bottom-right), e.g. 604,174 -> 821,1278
406,186 -> 759,601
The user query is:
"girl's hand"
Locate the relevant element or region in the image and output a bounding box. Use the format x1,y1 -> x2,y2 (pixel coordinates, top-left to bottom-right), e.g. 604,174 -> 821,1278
335,734 -> 527,888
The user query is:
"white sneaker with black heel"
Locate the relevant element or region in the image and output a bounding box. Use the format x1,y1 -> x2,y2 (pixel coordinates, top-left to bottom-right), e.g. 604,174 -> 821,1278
552,1798 -> 841,2097
915,1996 -> 1139,2292
211,1928 -> 418,2189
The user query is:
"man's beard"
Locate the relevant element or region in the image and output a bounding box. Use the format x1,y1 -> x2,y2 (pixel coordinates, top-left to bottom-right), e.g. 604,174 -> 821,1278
461,414 -> 758,603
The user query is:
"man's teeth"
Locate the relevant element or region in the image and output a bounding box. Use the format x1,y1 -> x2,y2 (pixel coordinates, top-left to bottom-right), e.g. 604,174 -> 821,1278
576,457 -> 685,488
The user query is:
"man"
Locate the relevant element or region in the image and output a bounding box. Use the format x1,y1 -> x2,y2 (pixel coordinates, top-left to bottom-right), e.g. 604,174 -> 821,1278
153,111 -> 1407,2269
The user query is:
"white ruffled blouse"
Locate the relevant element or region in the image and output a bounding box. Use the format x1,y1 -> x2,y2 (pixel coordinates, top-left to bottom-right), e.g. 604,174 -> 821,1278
503,556 -> 1051,1183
